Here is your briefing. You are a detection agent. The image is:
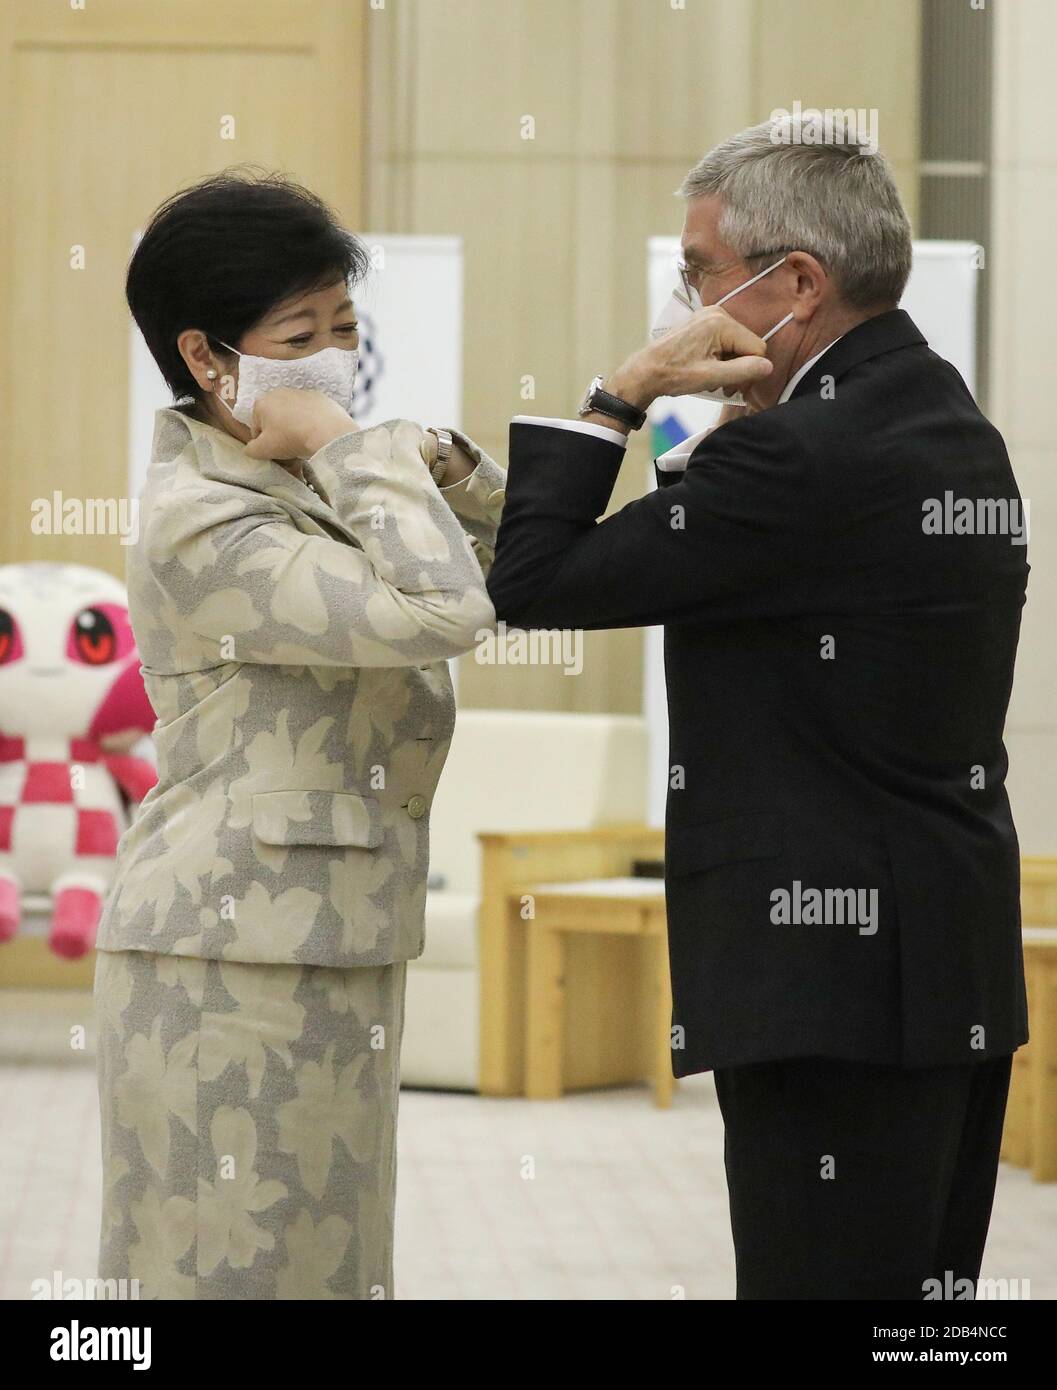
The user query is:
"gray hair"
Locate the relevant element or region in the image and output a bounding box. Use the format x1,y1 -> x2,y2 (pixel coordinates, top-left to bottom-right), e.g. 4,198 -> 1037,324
679,118 -> 912,308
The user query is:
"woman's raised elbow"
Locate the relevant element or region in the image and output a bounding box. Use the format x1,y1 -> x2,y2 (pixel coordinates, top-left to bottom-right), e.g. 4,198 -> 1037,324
433,586 -> 496,659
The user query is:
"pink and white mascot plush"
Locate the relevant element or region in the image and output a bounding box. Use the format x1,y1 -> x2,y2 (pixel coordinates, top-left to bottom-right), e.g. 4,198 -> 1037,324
0,563 -> 156,959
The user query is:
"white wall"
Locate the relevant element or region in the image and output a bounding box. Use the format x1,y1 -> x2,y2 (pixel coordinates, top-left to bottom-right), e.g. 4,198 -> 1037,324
990,1 -> 1057,854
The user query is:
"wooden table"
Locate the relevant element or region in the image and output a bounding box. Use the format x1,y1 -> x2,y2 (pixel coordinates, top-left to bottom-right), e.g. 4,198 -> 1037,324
478,826 -> 665,1099
515,878 -> 675,1108
1002,926 -> 1057,1181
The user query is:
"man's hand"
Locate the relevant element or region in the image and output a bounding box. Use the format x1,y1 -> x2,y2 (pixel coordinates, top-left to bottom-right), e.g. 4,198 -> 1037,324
605,305 -> 773,411
243,388 -> 358,461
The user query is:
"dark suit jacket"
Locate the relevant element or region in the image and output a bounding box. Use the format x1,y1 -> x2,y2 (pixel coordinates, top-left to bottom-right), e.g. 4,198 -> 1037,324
487,310 -> 1029,1075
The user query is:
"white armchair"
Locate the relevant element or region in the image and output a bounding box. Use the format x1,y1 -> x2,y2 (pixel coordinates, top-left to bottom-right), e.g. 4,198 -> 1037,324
402,710 -> 649,1090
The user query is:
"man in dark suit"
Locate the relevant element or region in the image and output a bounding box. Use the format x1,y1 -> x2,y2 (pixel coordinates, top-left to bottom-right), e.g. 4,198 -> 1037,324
486,120 -> 1029,1300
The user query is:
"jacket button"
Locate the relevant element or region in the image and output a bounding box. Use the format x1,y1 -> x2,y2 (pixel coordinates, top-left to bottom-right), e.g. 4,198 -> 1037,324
406,794 -> 428,819
487,489 -> 506,506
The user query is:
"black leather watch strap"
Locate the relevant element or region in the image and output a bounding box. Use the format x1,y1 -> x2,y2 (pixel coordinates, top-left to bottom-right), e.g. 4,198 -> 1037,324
582,380 -> 648,431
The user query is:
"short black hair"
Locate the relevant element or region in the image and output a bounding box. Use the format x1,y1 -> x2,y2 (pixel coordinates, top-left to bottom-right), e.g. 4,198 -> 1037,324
126,166 -> 371,400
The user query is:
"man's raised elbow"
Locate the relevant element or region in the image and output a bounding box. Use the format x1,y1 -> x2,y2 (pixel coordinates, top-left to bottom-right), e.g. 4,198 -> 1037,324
485,568 -> 524,626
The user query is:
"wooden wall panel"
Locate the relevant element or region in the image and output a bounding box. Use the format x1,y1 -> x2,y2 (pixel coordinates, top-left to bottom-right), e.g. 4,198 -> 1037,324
0,0 -> 366,577
366,0 -> 922,715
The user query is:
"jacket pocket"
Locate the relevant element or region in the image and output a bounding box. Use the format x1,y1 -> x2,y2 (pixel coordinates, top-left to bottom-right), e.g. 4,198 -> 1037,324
665,809 -> 783,879
251,789 -> 383,849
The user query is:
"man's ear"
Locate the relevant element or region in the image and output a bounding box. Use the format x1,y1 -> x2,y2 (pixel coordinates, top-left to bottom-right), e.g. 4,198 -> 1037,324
786,251 -> 827,318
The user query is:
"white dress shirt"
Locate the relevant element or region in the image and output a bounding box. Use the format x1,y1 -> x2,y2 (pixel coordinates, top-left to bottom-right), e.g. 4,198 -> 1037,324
777,337 -> 842,403
514,338 -> 842,473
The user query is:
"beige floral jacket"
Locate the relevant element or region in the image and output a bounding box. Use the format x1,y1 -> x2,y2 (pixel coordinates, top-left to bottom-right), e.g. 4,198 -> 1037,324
96,408 -> 506,968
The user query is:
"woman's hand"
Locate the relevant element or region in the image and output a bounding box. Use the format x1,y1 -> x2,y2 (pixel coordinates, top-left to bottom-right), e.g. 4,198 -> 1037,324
419,430 -> 477,485
243,388 -> 358,461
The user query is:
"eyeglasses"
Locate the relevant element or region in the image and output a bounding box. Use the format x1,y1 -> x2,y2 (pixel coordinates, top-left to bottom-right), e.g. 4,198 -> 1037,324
675,248 -> 793,306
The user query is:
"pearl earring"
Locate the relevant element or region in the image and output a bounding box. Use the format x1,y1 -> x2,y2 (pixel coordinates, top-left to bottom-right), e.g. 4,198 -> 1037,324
206,369 -> 217,381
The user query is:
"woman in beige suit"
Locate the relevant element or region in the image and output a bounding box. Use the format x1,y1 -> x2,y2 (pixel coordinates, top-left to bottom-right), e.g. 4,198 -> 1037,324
94,170 -> 505,1299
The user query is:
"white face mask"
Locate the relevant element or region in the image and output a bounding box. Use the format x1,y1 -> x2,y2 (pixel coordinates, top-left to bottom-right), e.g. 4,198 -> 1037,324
650,255 -> 794,407
213,340 -> 359,427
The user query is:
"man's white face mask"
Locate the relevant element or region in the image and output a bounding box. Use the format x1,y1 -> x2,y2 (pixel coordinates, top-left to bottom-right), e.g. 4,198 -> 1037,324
650,255 -> 794,407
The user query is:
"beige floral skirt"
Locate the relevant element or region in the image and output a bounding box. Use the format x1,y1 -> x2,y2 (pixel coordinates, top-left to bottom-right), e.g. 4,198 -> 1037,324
94,948 -> 407,1299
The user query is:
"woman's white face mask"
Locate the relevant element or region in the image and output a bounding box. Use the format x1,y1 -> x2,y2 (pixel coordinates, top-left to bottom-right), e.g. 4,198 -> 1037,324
650,255 -> 794,407
214,340 -> 359,427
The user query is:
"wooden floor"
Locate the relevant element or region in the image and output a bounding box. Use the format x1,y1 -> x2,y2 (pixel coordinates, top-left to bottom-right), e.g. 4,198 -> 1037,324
1,988 -> 1055,1301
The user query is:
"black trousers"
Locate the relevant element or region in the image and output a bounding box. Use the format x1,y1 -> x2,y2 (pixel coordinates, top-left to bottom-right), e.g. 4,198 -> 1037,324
712,1053 -> 1013,1300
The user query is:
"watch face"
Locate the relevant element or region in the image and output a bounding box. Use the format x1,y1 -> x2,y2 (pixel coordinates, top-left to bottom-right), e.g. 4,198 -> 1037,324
579,376 -> 602,416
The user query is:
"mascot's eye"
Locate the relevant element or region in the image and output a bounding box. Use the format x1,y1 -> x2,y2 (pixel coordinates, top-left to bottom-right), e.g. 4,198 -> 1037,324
70,607 -> 117,665
0,609 -> 20,665
65,602 -> 135,665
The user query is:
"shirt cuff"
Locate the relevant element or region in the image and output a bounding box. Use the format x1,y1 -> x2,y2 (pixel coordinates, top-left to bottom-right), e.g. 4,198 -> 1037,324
512,415 -> 629,451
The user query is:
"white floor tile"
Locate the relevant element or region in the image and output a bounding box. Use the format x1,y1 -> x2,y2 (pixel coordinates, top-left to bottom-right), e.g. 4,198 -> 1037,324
1,989 -> 1055,1300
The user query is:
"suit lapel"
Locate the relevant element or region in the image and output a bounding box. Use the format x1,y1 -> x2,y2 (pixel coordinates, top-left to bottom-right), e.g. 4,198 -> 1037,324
788,309 -> 927,403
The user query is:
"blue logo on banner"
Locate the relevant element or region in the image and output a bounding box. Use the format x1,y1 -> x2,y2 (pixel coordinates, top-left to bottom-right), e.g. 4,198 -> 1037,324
651,410 -> 690,460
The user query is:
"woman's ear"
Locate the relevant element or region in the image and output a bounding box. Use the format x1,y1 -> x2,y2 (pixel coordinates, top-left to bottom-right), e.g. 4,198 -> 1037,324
177,328 -> 227,395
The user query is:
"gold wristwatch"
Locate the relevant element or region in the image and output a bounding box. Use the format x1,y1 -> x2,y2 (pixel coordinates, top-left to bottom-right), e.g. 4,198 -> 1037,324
425,427 -> 453,486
